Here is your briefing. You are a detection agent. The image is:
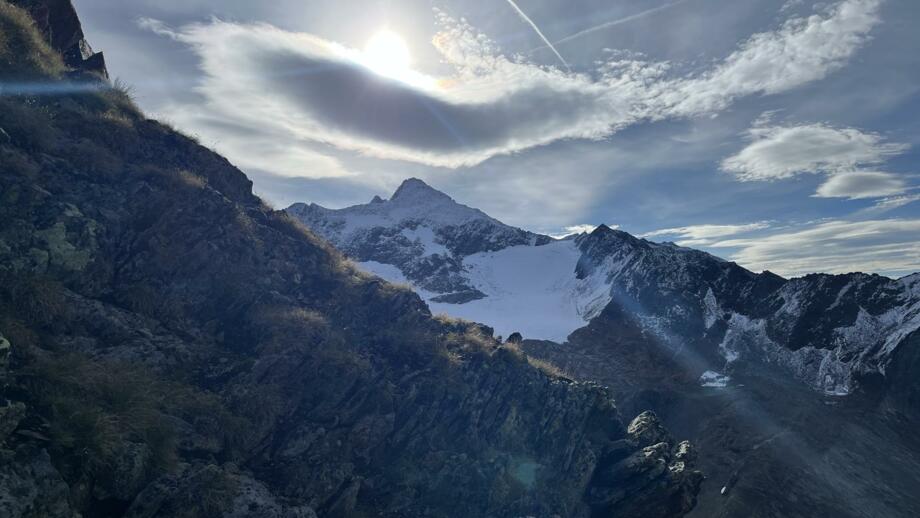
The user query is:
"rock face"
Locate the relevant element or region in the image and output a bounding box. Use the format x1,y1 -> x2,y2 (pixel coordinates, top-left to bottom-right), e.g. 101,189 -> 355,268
0,4 -> 700,517
8,0 -> 108,78
587,412 -> 702,518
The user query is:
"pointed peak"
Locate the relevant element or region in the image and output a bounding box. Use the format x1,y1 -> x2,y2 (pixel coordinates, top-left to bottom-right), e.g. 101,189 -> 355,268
390,178 -> 452,204
582,224 -> 647,250
370,195 -> 385,204
591,224 -> 616,236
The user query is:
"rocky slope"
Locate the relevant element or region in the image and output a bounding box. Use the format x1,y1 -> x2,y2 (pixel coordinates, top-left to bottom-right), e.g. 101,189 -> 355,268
0,2 -> 702,517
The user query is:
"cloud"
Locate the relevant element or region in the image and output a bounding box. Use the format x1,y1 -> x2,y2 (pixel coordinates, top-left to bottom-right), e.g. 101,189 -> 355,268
814,171 -> 907,199
655,0 -> 882,117
140,0 -> 882,170
861,193 -> 920,214
136,16 -> 179,39
641,222 -> 771,246
154,99 -> 352,179
710,219 -> 920,277
721,123 -> 908,181
142,15 -> 634,169
549,224 -> 605,239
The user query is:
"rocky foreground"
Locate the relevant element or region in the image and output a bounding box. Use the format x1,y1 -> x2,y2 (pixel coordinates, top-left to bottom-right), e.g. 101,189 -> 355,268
0,1 -> 701,517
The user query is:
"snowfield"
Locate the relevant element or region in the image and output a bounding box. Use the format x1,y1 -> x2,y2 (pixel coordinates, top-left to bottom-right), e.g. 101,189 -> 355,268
361,239 -> 611,342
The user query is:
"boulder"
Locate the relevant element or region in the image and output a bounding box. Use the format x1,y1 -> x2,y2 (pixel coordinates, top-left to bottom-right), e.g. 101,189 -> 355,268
628,411 -> 674,448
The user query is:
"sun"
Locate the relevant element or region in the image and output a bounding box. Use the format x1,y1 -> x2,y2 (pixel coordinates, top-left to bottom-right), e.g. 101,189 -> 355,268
364,29 -> 412,76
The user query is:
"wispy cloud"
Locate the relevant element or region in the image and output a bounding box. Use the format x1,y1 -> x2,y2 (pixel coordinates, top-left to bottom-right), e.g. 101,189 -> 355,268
642,222 -> 771,246
710,219 -> 920,278
549,224 -> 605,239
814,171 -> 908,199
140,0 -> 883,171
860,193 -> 920,215
656,0 -> 882,116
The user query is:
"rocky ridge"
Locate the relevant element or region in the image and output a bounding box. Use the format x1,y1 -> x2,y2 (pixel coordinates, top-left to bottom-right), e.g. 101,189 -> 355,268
571,224 -> 920,402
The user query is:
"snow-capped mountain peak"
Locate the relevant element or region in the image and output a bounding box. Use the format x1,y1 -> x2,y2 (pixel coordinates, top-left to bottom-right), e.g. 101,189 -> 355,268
390,177 -> 454,204
286,179 -> 551,298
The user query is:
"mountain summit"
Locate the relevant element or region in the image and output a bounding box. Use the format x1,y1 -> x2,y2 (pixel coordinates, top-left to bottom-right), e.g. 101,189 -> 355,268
287,179 -> 551,302
389,177 -> 454,203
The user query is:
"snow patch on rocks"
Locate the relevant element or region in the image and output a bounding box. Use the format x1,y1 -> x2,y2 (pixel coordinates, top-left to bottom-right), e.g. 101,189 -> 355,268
700,370 -> 730,388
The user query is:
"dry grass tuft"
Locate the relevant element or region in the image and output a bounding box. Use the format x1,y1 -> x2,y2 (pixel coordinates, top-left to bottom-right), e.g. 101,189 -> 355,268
0,2 -> 65,78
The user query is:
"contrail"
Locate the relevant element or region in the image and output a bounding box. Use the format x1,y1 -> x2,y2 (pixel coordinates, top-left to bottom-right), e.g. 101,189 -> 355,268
505,0 -> 571,71
553,0 -> 691,47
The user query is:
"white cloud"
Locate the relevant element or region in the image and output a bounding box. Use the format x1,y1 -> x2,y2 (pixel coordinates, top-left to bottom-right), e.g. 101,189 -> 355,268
136,17 -> 179,39
861,193 -> 920,214
549,224 -> 605,239
656,0 -> 883,117
814,171 -> 907,199
641,222 -> 771,246
721,123 -> 908,181
140,0 -> 883,170
153,100 -> 352,179
710,219 -> 920,278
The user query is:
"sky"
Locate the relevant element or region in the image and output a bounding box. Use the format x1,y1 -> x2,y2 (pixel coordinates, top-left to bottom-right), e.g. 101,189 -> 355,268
73,0 -> 920,278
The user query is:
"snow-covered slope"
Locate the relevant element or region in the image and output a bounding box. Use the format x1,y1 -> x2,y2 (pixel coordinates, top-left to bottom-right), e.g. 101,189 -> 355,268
287,179 -> 920,401
422,240 -> 611,341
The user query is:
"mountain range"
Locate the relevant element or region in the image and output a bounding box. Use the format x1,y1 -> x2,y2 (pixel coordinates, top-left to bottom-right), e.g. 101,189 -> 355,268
288,177 -> 920,402
289,177 -> 920,517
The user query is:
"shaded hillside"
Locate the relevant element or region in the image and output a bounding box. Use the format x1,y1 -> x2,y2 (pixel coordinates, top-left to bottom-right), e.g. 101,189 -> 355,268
0,2 -> 701,517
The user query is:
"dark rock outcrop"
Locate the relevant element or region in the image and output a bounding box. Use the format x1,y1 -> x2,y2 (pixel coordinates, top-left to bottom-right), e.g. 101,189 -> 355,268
8,0 -> 108,78
506,332 -> 523,345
